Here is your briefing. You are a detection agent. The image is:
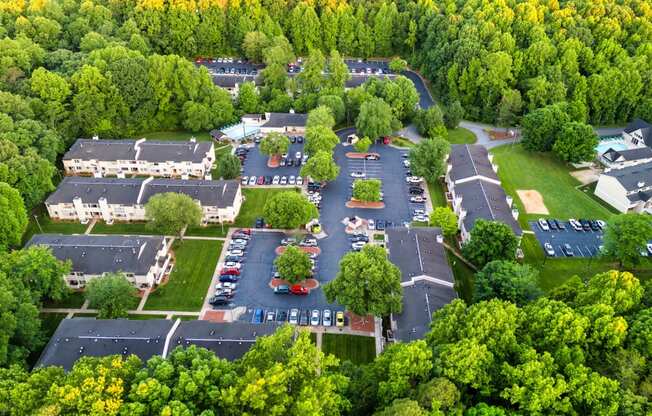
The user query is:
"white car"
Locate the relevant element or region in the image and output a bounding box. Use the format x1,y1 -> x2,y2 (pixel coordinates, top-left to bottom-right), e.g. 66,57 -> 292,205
322,309 -> 332,326
406,176 -> 423,184
226,249 -> 244,256
413,215 -> 428,222
544,243 -> 555,256
368,219 -> 375,230
413,209 -> 426,215
351,241 -> 366,251
223,261 -> 241,269
266,311 -> 276,322
403,160 -> 411,167
300,238 -> 318,247
648,243 -> 652,255
272,175 -> 280,185
232,238 -> 248,245
215,281 -> 237,290
310,309 -> 321,326
597,220 -> 606,229
538,218 -> 550,231
410,196 -> 427,203
248,176 -> 257,185
280,176 -> 288,185
295,151 -> 302,159
241,176 -> 248,185
289,175 -> 296,185
281,153 -> 288,159
296,176 -> 304,185
569,219 -> 583,231
289,308 -> 299,324
351,171 -> 366,178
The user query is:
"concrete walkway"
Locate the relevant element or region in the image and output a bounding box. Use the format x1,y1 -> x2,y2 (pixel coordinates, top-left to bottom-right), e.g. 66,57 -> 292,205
136,289 -> 151,311
84,219 -> 97,234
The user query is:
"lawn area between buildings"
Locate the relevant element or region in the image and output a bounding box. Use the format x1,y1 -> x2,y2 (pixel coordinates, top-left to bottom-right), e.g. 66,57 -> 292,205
22,206 -> 87,244
91,221 -> 158,235
234,188 -> 299,228
446,127 -> 476,144
446,250 -> 474,303
43,291 -> 85,309
491,144 -> 614,227
322,334 -> 376,364
144,240 -> 221,311
390,136 -> 415,148
428,180 -> 447,208
139,130 -> 212,142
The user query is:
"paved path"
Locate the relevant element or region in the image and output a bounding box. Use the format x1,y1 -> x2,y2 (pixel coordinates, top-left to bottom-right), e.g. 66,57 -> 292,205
137,289 -> 150,311
84,219 -> 96,234
200,228 -> 234,317
316,331 -> 323,350
182,235 -> 227,241
41,307 -> 201,317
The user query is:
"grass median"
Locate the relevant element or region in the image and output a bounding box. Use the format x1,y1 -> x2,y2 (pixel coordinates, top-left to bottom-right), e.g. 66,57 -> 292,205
322,334 -> 376,364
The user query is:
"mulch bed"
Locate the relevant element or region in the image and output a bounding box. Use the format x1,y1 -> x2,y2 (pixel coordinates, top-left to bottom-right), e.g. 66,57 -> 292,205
488,130 -> 519,140
348,312 -> 375,332
270,278 -> 319,289
346,200 -> 385,209
345,152 -> 380,159
275,246 -> 321,255
267,154 -> 280,168
201,310 -> 228,322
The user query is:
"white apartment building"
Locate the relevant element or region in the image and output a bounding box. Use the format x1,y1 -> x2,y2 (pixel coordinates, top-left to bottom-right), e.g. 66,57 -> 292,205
45,177 -> 243,225
594,161 -> 652,213
63,137 -> 215,179
26,234 -> 173,289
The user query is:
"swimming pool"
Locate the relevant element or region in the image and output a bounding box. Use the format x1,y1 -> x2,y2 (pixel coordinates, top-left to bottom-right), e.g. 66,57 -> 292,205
221,123 -> 260,140
596,139 -> 628,155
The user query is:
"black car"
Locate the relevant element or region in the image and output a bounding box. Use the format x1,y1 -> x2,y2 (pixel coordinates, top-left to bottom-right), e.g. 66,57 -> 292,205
579,219 -> 591,231
299,309 -> 309,326
290,136 -> 296,143
224,255 -> 243,262
277,310 -> 288,322
589,220 -> 600,231
255,217 -> 264,228
376,219 -> 386,230
409,187 -> 425,195
264,176 -> 272,185
297,136 -> 304,143
547,219 -> 557,230
209,295 -> 229,306
350,235 -> 369,243
554,220 -> 565,230
287,158 -> 294,166
562,244 -> 574,257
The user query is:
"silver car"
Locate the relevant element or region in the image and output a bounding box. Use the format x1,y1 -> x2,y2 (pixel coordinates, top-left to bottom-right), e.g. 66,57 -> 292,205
248,176 -> 257,186
289,308 -> 299,324
310,309 -> 320,326
322,309 -> 332,326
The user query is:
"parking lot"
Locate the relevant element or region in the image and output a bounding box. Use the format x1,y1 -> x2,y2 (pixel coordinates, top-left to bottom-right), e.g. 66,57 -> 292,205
240,139 -> 306,181
530,219 -> 605,257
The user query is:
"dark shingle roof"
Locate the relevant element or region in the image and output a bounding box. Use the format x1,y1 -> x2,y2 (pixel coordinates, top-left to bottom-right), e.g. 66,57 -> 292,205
455,179 -> 522,236
26,234 -> 165,276
263,112 -> 308,128
386,227 -> 454,284
603,147 -> 652,163
46,177 -> 240,207
448,144 -> 499,183
36,318 -> 174,370
605,161 -> 652,192
624,119 -> 652,147
170,321 -> 277,361
394,281 -> 457,342
64,139 -> 212,163
212,75 -> 261,88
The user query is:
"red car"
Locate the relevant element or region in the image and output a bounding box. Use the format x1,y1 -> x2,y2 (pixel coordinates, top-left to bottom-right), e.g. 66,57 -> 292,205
290,284 -> 309,295
220,268 -> 240,276
257,176 -> 265,185
235,229 -> 251,235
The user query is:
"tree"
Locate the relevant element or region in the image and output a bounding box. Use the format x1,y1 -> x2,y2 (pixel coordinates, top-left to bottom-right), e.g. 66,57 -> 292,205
214,153 -> 241,180
30,68 -> 71,102
182,101 -> 211,131
576,270 -> 643,315
0,183 -> 27,252
85,273 -> 135,318
145,192 -> 202,237
318,95 -> 345,124
415,377 -> 461,411
307,106 -> 335,129
602,214 -> 652,267
274,245 -> 312,283
553,122 -> 598,163
352,179 -> 381,202
461,220 -> 519,267
473,260 -> 542,305
374,399 -> 427,416
496,90 -> 522,127
444,100 -> 465,130
259,132 -> 290,157
414,106 -> 447,138
384,76 -> 419,121
242,31 -> 269,63
354,136 -> 372,153
300,150 -> 340,183
389,58 -> 408,73
408,138 -> 450,183
304,125 -> 339,155
263,191 -> 319,229
356,97 -> 395,139
521,104 -> 571,152
327,50 -> 350,90
429,207 -> 458,238
298,48 -> 326,94
236,82 -> 260,114
324,245 -> 403,316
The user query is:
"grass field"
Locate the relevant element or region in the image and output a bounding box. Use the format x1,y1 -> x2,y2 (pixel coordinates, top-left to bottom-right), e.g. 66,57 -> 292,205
234,188 -> 298,228
428,179 -> 447,208
91,221 -> 158,235
446,250 -> 475,303
322,334 -> 376,364
446,127 -> 476,144
140,130 -> 212,142
23,206 -> 87,244
127,314 -> 168,320
390,137 -> 415,148
491,144 -> 614,226
144,240 -> 221,311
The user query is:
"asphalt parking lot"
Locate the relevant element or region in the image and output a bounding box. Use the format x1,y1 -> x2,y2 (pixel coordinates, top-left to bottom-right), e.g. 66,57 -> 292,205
241,140 -> 306,179
529,220 -> 604,257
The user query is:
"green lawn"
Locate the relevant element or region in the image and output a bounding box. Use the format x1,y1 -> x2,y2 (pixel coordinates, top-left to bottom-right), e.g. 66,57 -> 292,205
322,334 -> 376,364
139,130 -> 212,142
22,206 -> 87,244
234,188 -> 298,228
446,250 -> 475,303
390,137 -> 415,148
43,291 -> 85,309
144,240 -> 221,311
446,127 -> 476,144
127,314 -> 168,320
491,144 -> 614,226
186,224 -> 229,238
427,179 -> 447,208
171,315 -> 198,321
91,221 -> 158,235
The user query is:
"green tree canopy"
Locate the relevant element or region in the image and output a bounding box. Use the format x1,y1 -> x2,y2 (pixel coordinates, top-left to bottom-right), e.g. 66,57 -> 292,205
0,182 -> 27,252
356,97 -> 396,139
324,244 -> 403,316
553,122 -> 598,163
214,152 -> 241,180
317,95 -> 345,124
145,192 -> 202,236
354,136 -> 372,153
236,81 -> 260,114
85,273 -> 136,318
263,191 -> 319,229
300,150 -> 339,182
259,132 -> 290,157
461,220 -> 519,268
414,106 -> 447,138
352,179 -> 382,202
602,214 -> 652,267
304,125 -> 339,155
307,105 -> 336,130
389,58 -> 408,73
521,104 -> 571,152
274,245 -> 312,283
473,260 -> 542,305
429,206 -> 458,238
408,138 -> 450,183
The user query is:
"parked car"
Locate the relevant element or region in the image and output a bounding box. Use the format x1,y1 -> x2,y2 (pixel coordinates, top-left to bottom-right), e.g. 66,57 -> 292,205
647,243 -> 652,255
375,219 -> 386,230
223,261 -> 241,269
264,176 -> 272,185
554,220 -> 566,230
224,255 -> 242,263
219,274 -> 239,283
280,176 -> 288,185
255,218 -> 264,228
365,154 -> 380,160
289,308 -> 299,324
408,187 -> 424,195
281,237 -> 297,246
228,243 -> 246,251
403,160 -> 411,167
569,219 -> 583,231
579,219 -> 591,231
589,220 -> 600,231
235,228 -> 251,235
209,295 -> 229,306
215,281 -> 237,291
277,310 -> 288,322
299,309 -> 309,325
350,234 -> 369,243
547,219 -> 557,230
300,238 -> 317,247
287,158 -> 294,167
232,232 -> 250,240
410,196 -> 427,203
336,311 -> 345,327
562,244 -> 574,257
310,309 -> 320,326
241,176 -> 248,185
252,308 -> 264,324
289,175 -> 296,185
297,176 -> 304,185
351,171 -> 366,178
597,220 -> 606,229
274,284 -> 290,294
290,284 -> 309,295
544,242 -> 555,256
351,241 -> 367,251
413,215 -> 428,222
280,158 -> 286,167
220,268 -> 240,276
290,136 -> 296,143
538,218 -> 550,231
322,309 -> 332,326
272,175 -> 280,185
368,219 -> 375,230
297,136 -> 304,143
266,311 -> 276,322
406,176 -> 423,184
226,249 -> 244,257
295,151 -> 302,159
232,238 -> 248,245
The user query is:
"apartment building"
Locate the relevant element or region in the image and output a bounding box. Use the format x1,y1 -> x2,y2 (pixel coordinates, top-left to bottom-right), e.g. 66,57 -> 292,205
594,161 -> 652,213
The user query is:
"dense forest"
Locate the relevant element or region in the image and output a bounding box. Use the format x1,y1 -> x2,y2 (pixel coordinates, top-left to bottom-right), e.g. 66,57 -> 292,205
1,271 -> 650,415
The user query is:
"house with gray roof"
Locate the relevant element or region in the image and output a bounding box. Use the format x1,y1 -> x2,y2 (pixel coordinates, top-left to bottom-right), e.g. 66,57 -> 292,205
36,318 -> 279,370
26,234 -> 173,289
594,160 -> 652,213
386,227 -> 457,342
63,137 -> 215,179
446,145 -> 521,242
623,118 -> 652,148
241,111 -> 308,135
601,147 -> 652,169
45,177 -> 242,225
